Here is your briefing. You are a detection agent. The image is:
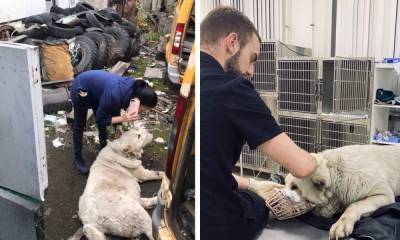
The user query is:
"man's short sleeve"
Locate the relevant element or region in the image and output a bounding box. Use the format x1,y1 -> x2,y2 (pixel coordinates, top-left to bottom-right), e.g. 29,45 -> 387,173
225,78 -> 282,149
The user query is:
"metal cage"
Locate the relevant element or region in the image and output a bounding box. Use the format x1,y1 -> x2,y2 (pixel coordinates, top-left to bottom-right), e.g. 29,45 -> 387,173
333,59 -> 372,114
238,92 -> 279,174
277,59 -> 319,114
251,41 -> 312,92
278,114 -> 318,152
251,42 -> 277,91
259,92 -> 277,119
320,119 -> 369,151
322,59 -> 373,116
240,144 -> 280,174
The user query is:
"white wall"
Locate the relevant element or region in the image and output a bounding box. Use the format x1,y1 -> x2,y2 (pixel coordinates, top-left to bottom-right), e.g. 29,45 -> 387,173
56,0 -> 80,9
336,0 -> 399,58
0,0 -> 47,23
200,0 -> 400,58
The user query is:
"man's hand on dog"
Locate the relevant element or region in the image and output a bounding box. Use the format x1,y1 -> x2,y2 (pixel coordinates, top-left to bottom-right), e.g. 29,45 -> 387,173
248,178 -> 284,200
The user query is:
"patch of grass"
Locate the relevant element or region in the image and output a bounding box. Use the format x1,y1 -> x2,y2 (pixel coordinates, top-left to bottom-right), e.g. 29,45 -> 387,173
149,78 -> 165,91
127,57 -> 153,78
144,31 -> 161,42
144,125 -> 170,158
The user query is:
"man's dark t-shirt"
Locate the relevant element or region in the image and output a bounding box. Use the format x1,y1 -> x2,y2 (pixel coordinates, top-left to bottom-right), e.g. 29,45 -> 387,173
200,52 -> 282,239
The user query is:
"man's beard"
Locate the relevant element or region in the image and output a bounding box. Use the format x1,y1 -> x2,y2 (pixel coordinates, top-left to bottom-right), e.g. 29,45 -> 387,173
226,51 -> 242,76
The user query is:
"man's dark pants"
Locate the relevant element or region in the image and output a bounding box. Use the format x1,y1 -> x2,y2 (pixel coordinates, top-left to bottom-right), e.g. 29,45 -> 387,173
72,96 -> 107,161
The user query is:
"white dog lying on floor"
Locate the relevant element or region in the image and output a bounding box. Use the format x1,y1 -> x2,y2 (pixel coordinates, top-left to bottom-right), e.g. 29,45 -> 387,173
285,145 -> 400,240
69,128 -> 163,240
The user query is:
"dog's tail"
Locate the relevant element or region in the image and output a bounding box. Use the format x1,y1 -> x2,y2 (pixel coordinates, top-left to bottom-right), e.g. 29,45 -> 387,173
68,227 -> 83,240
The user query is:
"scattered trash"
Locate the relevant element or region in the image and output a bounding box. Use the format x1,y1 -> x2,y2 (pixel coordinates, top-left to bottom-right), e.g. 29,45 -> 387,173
164,147 -> 168,150
144,67 -> 164,79
155,90 -> 166,95
127,65 -> 137,73
162,107 -> 171,113
56,127 -> 66,134
94,135 -> 100,144
154,137 -> 165,143
52,137 -> 64,148
57,111 -> 65,115
57,118 -> 67,126
157,61 -> 166,67
149,62 -> 156,67
44,115 -> 58,124
144,79 -> 154,87
44,208 -> 52,217
72,214 -> 78,219
83,131 -> 98,138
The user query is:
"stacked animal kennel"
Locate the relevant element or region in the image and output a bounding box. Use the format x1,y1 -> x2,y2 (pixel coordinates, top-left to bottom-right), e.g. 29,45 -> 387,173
239,41 -> 374,176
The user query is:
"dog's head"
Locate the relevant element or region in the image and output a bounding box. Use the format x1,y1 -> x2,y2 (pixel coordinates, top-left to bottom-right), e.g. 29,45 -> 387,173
110,127 -> 153,158
284,153 -> 333,205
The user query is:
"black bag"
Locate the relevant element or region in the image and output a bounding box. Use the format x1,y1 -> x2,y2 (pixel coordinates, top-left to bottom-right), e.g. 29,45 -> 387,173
376,88 -> 396,102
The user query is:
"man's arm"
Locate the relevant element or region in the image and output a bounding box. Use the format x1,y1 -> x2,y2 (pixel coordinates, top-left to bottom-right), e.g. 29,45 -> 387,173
232,174 -> 250,191
232,174 -> 284,200
258,132 -> 317,178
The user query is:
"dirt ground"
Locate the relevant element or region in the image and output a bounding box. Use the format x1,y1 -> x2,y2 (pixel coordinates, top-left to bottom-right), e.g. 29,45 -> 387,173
43,65 -> 176,239
43,130 -> 165,240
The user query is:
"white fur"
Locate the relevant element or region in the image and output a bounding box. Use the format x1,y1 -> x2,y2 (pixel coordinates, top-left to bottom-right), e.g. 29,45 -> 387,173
285,145 -> 400,239
69,128 -> 164,240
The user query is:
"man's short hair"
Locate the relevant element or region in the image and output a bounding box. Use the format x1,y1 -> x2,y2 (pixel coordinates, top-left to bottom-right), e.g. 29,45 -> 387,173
201,6 -> 261,48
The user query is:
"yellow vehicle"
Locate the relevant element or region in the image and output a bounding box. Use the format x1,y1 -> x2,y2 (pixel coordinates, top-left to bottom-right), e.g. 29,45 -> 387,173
152,45 -> 195,240
165,0 -> 195,85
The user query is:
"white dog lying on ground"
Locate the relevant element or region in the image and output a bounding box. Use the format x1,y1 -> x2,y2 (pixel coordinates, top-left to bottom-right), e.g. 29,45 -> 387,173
69,128 -> 163,240
285,145 -> 400,240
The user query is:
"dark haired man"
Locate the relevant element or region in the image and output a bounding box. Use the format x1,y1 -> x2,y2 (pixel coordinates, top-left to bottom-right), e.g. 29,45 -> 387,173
200,7 -> 317,239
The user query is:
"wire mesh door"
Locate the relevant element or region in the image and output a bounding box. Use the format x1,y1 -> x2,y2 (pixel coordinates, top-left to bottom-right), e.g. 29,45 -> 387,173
333,59 -> 371,115
259,92 -> 277,119
251,42 -> 276,91
278,115 -> 318,152
241,144 -> 280,174
320,120 -> 369,151
277,59 -> 319,113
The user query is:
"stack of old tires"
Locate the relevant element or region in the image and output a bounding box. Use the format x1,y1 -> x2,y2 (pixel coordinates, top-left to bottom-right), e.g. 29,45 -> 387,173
17,2 -> 140,76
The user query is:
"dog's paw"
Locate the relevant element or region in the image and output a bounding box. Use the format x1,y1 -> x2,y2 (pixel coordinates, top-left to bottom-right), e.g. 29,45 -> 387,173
329,216 -> 356,239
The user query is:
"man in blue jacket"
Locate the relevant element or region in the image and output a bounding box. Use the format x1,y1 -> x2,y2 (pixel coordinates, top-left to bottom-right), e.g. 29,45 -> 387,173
71,70 -> 158,174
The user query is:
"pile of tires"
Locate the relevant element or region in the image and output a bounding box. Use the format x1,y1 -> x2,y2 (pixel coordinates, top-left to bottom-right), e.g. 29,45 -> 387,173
16,1 -> 141,76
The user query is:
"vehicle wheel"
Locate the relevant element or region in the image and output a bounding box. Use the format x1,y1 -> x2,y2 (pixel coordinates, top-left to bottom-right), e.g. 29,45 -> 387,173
123,37 -> 140,61
72,36 -> 98,75
50,5 -> 69,16
102,32 -> 122,67
47,22 -> 84,39
118,19 -> 137,37
75,2 -> 96,12
97,8 -> 122,23
23,13 -> 52,25
86,11 -> 104,29
83,31 -> 107,69
17,27 -> 47,39
104,24 -> 130,54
